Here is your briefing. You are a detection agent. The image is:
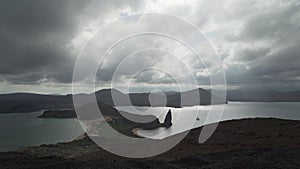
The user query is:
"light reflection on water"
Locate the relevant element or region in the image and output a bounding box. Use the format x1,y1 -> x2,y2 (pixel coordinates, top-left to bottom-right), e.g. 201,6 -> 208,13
116,102 -> 300,139
0,102 -> 299,151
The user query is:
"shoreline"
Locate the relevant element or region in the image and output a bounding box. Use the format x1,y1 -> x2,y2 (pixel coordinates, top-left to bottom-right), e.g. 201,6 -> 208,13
131,128 -> 141,136
0,117 -> 299,168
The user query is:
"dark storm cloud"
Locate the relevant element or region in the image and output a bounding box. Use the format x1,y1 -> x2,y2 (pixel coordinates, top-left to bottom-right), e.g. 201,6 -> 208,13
223,1 -> 300,90
234,48 -> 270,62
0,0 -> 300,92
0,0 -> 145,85
234,3 -> 300,42
0,0 -> 87,36
251,44 -> 300,76
0,36 -> 72,75
0,0 -> 89,84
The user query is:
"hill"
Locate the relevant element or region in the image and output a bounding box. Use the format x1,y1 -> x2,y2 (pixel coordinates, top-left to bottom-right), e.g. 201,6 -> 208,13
0,88 -> 226,114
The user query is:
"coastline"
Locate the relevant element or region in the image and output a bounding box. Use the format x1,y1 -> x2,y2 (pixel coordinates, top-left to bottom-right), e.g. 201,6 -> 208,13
131,128 -> 141,136
0,117 -> 298,168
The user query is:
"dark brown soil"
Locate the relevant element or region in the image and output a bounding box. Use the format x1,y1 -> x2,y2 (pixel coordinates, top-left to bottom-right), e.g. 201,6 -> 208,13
0,118 -> 299,169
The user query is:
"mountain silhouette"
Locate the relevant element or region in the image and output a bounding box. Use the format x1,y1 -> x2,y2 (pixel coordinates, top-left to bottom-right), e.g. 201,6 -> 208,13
0,88 -> 226,114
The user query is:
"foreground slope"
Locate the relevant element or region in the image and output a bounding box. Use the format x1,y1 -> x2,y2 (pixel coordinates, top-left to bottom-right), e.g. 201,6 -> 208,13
0,118 -> 299,169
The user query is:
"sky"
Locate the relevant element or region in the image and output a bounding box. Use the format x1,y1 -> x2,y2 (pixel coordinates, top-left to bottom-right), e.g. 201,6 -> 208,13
0,0 -> 300,94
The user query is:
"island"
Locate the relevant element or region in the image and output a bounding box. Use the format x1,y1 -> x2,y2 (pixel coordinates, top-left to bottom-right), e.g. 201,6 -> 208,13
0,88 -> 227,114
38,102 -> 173,136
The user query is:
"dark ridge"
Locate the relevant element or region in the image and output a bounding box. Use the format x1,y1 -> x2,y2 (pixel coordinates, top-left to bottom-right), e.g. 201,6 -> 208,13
0,88 -> 227,114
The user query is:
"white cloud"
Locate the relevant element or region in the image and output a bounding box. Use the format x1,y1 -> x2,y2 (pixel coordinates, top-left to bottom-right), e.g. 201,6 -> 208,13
1,0 -> 300,93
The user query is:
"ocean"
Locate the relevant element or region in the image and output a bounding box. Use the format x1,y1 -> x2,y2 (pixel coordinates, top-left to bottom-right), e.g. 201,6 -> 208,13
0,102 -> 299,151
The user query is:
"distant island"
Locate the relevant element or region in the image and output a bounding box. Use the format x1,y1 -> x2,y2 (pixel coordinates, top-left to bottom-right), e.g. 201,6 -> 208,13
38,109 -> 76,119
1,88 -> 300,115
0,88 -> 227,114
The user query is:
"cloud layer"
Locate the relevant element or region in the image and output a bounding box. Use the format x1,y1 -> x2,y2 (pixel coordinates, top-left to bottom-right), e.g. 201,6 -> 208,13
0,0 -> 299,93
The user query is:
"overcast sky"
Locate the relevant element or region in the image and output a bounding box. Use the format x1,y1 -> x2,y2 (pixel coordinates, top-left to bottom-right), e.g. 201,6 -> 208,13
0,0 -> 300,94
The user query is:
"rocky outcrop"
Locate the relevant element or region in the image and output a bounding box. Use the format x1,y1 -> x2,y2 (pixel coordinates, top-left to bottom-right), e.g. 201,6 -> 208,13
38,109 -> 76,118
163,109 -> 172,128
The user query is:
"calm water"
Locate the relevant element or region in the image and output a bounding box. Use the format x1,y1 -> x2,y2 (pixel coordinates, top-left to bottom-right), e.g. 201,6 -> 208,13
0,102 -> 299,151
117,102 -> 300,139
0,111 -> 83,152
